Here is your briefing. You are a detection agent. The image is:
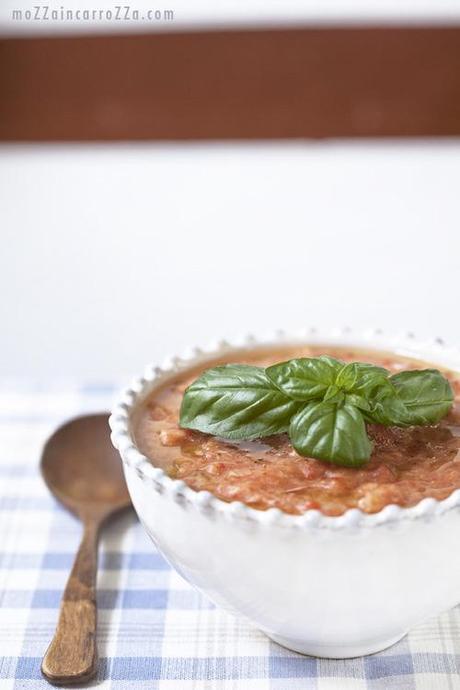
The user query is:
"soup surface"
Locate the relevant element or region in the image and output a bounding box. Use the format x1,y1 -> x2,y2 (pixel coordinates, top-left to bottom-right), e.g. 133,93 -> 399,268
134,345 -> 460,516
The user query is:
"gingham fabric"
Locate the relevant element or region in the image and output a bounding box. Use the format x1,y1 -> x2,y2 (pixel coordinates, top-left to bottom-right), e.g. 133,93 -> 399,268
2,384 -> 460,690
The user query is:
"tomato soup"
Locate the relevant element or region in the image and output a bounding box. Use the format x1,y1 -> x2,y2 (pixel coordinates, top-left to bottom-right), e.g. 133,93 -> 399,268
133,345 -> 460,516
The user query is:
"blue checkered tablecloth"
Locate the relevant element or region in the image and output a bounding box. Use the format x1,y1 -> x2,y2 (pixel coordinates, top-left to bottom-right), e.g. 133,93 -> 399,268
1,383 -> 460,690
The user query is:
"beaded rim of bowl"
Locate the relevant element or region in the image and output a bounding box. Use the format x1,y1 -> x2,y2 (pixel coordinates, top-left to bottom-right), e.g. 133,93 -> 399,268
109,327 -> 460,530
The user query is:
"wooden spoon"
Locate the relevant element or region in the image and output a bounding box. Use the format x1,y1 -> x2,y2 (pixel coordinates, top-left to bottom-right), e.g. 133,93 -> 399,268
40,414 -> 131,685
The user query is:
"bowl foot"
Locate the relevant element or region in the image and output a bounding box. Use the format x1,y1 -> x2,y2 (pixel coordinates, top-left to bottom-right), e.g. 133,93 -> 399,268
266,631 -> 407,658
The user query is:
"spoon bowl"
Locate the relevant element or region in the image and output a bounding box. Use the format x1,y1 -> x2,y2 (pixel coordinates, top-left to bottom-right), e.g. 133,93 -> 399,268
41,414 -> 130,516
40,414 -> 132,685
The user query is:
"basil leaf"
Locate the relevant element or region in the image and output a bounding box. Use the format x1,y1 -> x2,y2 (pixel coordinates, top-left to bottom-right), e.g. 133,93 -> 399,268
351,363 -> 389,395
289,401 -> 372,467
266,355 -> 343,401
335,362 -> 360,390
381,369 -> 453,426
391,370 -> 454,423
179,364 -> 300,440
323,385 -> 344,403
346,393 -> 371,412
366,369 -> 453,426
366,394 -> 409,426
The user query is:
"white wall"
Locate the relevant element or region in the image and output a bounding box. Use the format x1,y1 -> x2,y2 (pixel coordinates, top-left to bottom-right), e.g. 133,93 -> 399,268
1,141 -> 459,382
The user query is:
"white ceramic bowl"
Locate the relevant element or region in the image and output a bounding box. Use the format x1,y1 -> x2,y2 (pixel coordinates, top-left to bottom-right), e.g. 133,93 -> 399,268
109,329 -> 460,658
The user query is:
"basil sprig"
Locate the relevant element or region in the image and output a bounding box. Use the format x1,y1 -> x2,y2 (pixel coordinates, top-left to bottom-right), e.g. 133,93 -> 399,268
179,356 -> 454,467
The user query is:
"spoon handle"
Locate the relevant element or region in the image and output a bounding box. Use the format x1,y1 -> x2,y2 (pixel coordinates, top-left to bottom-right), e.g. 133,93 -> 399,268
41,519 -> 100,685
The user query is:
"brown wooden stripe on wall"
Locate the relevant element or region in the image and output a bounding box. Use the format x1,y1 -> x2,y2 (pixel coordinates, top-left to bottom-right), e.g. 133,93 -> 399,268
0,26 -> 460,140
